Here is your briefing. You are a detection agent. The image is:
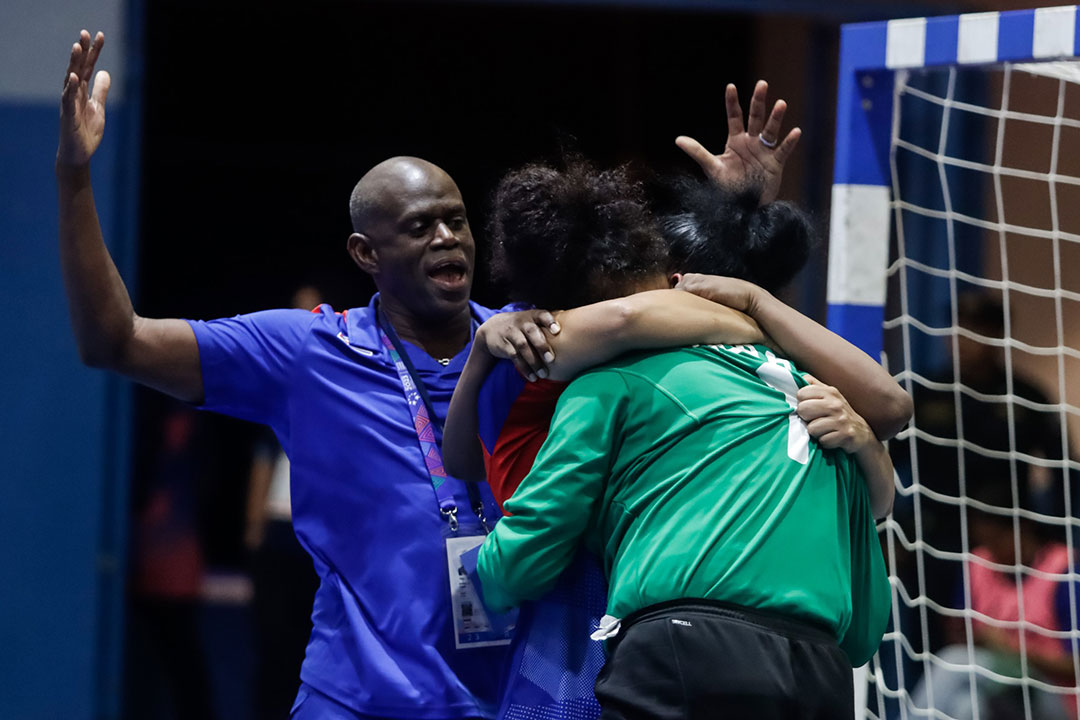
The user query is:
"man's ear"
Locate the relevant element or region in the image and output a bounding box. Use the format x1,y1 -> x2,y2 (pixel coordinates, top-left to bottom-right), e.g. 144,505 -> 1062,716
348,233 -> 378,275
669,272 -> 683,288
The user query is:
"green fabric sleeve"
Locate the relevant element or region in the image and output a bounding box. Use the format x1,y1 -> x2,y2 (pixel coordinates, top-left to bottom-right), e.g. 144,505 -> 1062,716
839,457 -> 892,666
476,371 -> 627,613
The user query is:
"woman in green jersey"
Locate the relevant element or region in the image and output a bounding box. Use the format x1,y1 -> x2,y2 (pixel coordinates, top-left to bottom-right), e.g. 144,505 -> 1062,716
475,161 -> 899,719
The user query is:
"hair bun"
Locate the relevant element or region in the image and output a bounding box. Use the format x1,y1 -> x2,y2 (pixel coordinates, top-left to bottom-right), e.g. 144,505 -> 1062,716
657,175 -> 814,293
743,201 -> 814,292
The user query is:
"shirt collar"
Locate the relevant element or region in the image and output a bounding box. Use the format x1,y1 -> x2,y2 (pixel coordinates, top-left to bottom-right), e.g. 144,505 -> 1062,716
344,292 -> 491,362
342,294 -> 384,353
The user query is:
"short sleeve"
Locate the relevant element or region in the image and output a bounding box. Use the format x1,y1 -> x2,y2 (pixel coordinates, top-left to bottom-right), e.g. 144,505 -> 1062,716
187,308 -> 317,430
840,458 -> 892,667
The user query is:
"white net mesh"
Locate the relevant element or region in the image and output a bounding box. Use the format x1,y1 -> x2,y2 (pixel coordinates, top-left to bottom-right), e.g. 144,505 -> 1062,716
866,62 -> 1080,719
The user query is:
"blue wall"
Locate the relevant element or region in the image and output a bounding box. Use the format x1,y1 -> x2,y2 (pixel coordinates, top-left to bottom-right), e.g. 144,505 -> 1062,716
0,2 -> 137,717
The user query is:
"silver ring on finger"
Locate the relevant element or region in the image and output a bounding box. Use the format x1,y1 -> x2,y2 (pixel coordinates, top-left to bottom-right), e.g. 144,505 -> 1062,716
759,135 -> 778,149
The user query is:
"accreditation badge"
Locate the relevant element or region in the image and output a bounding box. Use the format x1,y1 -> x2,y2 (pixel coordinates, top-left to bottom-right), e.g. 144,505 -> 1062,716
446,535 -> 517,649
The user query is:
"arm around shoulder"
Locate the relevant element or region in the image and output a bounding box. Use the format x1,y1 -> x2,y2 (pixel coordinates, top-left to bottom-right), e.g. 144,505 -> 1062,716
545,289 -> 764,381
444,340 -> 498,482
679,274 -> 913,440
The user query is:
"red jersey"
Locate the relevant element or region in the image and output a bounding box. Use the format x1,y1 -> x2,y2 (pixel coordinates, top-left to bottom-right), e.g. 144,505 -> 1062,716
476,358 -> 567,511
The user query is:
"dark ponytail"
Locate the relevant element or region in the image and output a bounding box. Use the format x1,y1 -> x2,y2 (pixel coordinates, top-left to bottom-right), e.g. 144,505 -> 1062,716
655,175 -> 814,293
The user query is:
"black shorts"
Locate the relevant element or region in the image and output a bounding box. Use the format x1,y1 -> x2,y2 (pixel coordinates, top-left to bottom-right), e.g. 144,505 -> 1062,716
594,599 -> 853,720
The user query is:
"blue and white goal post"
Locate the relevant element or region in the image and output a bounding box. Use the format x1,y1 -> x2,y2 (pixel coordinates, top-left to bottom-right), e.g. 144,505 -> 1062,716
827,4 -> 1080,359
829,6 -> 1080,719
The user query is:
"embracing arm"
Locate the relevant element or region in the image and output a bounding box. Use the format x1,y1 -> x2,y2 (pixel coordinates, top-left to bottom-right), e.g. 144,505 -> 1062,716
854,441 -> 895,520
444,341 -> 500,482
444,308 -> 561,482
58,31 -> 202,402
798,378 -> 895,519
678,275 -> 913,440
544,289 -> 763,382
443,293 -> 761,480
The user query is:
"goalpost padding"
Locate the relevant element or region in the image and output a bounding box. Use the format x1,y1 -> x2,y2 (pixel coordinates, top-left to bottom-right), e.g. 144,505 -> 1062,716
829,6 -> 1080,720
830,6 -> 1080,359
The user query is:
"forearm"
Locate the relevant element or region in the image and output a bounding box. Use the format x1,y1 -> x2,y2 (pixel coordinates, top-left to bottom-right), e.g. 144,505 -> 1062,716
547,290 -> 763,381
444,343 -> 497,482
749,289 -> 912,439
57,165 -> 203,401
855,440 -> 896,519
57,164 -> 138,368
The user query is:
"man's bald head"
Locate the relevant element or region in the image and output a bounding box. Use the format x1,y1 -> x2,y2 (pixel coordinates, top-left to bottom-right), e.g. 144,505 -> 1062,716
349,156 -> 459,234
345,156 -> 476,327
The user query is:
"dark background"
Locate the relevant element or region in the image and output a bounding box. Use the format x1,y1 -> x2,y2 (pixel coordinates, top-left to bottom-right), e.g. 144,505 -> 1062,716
137,0 -> 759,565
16,0 -> 1052,717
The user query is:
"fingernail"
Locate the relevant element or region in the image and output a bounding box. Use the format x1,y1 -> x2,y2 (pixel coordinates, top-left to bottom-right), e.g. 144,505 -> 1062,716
527,374 -> 537,382
538,369 -> 548,379
543,352 -> 555,363
550,323 -> 561,334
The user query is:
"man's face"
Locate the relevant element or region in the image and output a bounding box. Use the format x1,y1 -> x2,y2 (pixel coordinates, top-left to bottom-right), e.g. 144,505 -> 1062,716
357,167 -> 476,321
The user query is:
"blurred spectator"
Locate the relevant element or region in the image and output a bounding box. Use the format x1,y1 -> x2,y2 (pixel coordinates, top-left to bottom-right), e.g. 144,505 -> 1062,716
127,404 -> 218,720
910,476 -> 1076,720
892,291 -> 1071,656
245,286 -> 321,720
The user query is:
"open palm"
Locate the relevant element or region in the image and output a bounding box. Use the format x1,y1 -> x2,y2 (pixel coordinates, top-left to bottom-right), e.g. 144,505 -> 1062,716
676,80 -> 800,206
58,30 -> 110,168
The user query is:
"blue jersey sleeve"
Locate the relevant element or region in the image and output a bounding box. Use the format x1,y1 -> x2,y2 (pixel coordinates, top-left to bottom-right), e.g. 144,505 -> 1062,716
187,308 -> 319,430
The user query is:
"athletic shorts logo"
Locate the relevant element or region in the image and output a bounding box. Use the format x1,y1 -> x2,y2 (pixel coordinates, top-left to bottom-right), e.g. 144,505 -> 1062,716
671,619 -> 692,627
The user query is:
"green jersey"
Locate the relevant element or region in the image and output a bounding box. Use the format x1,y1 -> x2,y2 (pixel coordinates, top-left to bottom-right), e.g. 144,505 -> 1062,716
477,344 -> 891,666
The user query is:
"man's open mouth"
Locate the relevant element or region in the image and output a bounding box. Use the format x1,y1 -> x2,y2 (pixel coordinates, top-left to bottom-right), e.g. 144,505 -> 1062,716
427,258 -> 469,290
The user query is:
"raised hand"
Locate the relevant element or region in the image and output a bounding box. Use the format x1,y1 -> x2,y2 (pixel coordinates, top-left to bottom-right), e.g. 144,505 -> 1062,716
675,80 -> 801,205
58,30 -> 110,168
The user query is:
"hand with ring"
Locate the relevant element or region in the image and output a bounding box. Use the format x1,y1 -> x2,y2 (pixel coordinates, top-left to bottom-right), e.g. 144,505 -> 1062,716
675,80 -> 801,205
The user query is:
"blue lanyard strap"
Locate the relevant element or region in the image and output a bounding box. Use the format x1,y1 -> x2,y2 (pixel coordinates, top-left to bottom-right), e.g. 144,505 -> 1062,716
376,306 -> 488,533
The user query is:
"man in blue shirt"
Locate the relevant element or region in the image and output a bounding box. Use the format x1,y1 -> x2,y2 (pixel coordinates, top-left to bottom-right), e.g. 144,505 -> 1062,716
57,29 -> 807,720
57,31 -> 559,719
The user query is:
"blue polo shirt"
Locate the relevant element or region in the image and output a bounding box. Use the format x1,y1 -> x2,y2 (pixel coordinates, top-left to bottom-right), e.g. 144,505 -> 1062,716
187,294 -> 507,719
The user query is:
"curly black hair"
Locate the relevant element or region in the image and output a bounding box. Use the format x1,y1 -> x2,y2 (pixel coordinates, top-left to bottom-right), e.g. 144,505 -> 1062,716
489,161 -> 815,309
489,161 -> 669,310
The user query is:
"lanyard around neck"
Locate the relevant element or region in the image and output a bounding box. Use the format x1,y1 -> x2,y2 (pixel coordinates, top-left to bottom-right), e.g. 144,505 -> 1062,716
376,304 -> 489,534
